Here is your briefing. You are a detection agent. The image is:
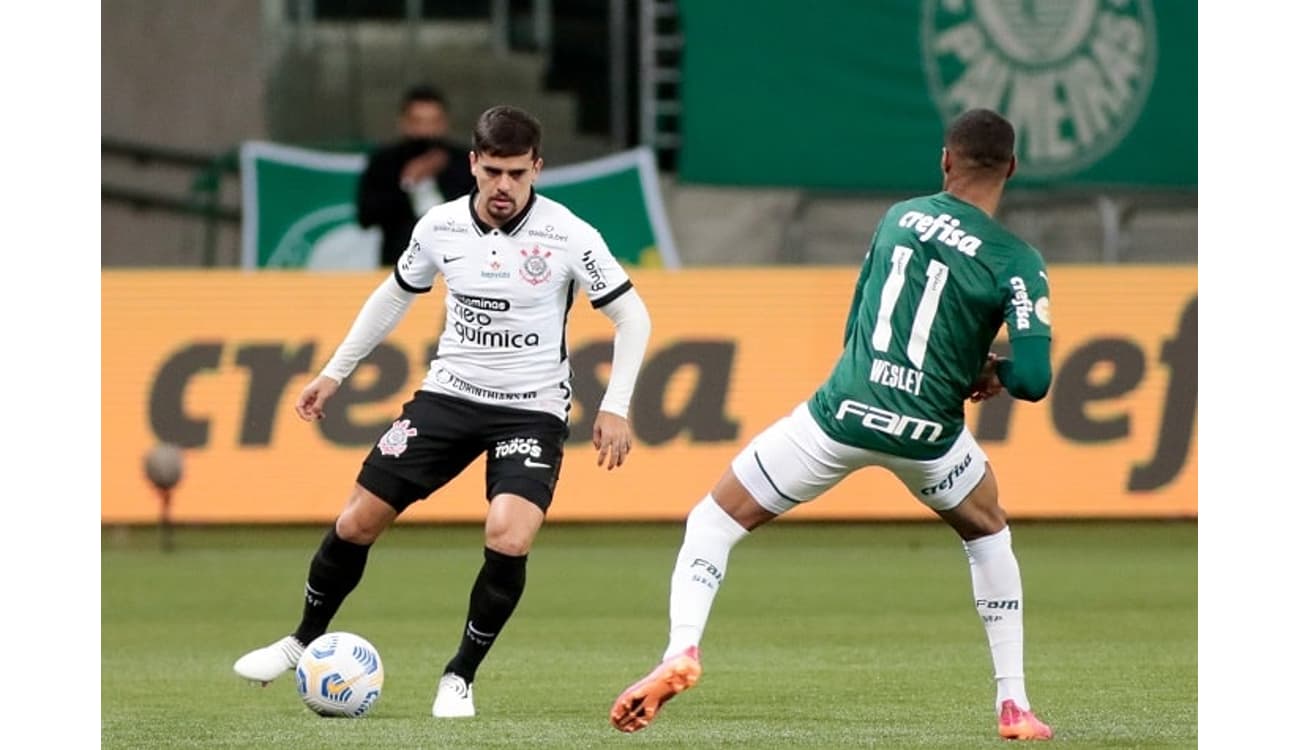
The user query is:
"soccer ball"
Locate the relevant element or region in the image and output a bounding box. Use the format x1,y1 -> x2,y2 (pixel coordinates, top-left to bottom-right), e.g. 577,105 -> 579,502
295,632 -> 384,718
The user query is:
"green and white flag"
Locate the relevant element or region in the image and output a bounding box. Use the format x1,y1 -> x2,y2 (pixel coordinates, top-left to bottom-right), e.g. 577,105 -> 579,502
239,142 -> 380,270
240,142 -> 679,269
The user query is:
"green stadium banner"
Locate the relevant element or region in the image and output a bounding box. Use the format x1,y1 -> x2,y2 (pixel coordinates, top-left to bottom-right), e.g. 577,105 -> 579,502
677,0 -> 1195,190
239,142 -> 680,269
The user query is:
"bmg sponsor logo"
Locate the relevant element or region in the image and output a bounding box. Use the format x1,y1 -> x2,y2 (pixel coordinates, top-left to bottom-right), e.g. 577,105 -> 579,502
399,239 -> 422,273
581,249 -> 607,292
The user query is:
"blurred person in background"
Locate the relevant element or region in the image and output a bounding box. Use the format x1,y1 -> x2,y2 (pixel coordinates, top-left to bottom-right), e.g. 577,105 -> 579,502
235,105 -> 653,719
357,83 -> 476,266
609,108 -> 1054,742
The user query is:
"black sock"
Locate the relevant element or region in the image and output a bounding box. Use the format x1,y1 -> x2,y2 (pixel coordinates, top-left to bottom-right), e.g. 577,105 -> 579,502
292,526 -> 371,646
444,548 -> 528,683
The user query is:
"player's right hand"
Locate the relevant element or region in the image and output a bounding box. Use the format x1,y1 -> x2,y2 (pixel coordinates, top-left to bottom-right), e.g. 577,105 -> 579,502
295,375 -> 341,421
969,353 -> 1005,403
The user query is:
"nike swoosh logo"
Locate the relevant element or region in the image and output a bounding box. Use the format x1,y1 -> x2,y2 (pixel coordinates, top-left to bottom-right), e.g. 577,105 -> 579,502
523,457 -> 552,469
444,255 -> 464,263
466,622 -> 497,638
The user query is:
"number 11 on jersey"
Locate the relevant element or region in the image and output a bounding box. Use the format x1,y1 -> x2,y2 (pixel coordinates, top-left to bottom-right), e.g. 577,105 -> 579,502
870,245 -> 949,369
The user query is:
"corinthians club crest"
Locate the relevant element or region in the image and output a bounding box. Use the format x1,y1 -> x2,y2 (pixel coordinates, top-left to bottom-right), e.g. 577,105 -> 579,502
519,246 -> 552,286
377,419 -> 417,457
921,0 -> 1157,178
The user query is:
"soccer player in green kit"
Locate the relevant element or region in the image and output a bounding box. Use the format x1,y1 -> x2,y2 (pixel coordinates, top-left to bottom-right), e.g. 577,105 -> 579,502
610,109 -> 1054,741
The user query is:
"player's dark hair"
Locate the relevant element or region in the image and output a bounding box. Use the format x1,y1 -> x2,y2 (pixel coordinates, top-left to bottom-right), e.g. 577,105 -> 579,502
944,108 -> 1015,173
402,84 -> 447,111
472,105 -> 542,159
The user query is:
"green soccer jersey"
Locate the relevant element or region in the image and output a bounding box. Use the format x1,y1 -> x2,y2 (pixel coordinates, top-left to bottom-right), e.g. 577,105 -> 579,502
809,191 -> 1052,459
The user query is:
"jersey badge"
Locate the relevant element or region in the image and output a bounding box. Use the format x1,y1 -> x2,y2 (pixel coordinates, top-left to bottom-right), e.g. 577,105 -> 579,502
519,246 -> 553,286
377,419 -> 418,457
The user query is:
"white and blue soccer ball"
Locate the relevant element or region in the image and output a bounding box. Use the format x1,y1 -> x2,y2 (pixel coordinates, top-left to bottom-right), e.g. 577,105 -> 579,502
295,632 -> 384,718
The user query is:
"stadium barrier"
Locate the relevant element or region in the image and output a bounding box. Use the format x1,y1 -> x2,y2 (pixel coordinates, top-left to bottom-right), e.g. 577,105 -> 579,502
103,267 -> 1196,523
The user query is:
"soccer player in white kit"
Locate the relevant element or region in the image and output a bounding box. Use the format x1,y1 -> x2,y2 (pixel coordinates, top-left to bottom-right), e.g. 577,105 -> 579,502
234,105 -> 653,719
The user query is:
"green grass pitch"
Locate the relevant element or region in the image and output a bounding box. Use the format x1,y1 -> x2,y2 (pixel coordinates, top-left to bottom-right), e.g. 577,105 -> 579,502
102,521 -> 1195,748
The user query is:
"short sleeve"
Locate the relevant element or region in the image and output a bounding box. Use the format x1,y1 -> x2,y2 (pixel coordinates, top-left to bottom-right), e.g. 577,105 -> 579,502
1000,251 -> 1051,339
393,226 -> 438,294
571,226 -> 633,309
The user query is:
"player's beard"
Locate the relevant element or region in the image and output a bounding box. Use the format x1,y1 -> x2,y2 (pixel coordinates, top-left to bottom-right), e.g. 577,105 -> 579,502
487,192 -> 516,221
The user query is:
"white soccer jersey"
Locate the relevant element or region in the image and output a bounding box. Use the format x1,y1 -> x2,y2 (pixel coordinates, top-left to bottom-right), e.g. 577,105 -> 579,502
394,190 -> 633,420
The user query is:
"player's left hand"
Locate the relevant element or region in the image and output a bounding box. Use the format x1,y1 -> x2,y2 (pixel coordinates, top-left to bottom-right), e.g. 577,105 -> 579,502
592,411 -> 633,471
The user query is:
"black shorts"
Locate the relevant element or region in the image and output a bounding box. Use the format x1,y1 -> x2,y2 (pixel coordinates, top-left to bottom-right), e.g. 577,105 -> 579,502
356,391 -> 568,514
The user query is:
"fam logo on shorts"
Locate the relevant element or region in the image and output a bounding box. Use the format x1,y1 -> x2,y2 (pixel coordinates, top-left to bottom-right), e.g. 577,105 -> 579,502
377,419 -> 418,457
519,246 -> 552,286
921,0 -> 1157,178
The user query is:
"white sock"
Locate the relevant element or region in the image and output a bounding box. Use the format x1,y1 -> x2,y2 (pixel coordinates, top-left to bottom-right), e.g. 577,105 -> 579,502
663,495 -> 749,660
962,526 -> 1030,712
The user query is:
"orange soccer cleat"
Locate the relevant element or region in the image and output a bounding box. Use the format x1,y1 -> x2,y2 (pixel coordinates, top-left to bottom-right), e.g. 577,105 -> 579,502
609,646 -> 702,733
998,699 -> 1054,741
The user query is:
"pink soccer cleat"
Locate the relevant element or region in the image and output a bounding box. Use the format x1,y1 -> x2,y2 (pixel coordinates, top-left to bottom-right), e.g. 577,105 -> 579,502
998,699 -> 1054,740
609,646 -> 702,733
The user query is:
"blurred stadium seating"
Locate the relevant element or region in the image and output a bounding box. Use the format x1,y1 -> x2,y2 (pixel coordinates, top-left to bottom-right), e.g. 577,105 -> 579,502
102,1 -> 1195,269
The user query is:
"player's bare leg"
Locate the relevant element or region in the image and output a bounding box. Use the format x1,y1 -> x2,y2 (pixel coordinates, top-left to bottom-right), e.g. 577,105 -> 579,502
610,469 -> 774,733
939,464 -> 1052,740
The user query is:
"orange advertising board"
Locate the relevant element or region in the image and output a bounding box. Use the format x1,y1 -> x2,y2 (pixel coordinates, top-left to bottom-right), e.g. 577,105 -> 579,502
102,268 -> 1196,523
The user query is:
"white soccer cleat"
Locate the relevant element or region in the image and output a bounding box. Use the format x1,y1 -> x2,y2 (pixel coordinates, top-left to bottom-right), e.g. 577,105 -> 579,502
431,673 -> 476,718
233,635 -> 304,686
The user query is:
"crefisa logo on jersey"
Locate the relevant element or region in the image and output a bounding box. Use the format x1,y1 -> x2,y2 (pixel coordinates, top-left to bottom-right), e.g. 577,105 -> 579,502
1009,277 -> 1034,330
377,419 -> 418,457
519,246 -> 552,286
921,0 -> 1157,178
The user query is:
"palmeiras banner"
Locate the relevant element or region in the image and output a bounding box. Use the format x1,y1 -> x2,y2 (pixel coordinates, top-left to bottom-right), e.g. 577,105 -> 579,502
240,143 -> 680,269
676,0 -> 1196,190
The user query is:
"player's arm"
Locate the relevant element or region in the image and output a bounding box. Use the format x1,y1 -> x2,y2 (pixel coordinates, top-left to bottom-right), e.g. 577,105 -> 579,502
993,258 -> 1053,402
595,288 -> 652,418
579,229 -> 651,469
592,288 -> 651,469
296,276 -> 418,421
297,233 -> 437,421
320,275 -> 419,383
995,338 -> 1051,402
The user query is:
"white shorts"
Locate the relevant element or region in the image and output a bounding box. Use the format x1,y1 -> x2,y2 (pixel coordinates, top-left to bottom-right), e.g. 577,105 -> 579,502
731,402 -> 988,514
